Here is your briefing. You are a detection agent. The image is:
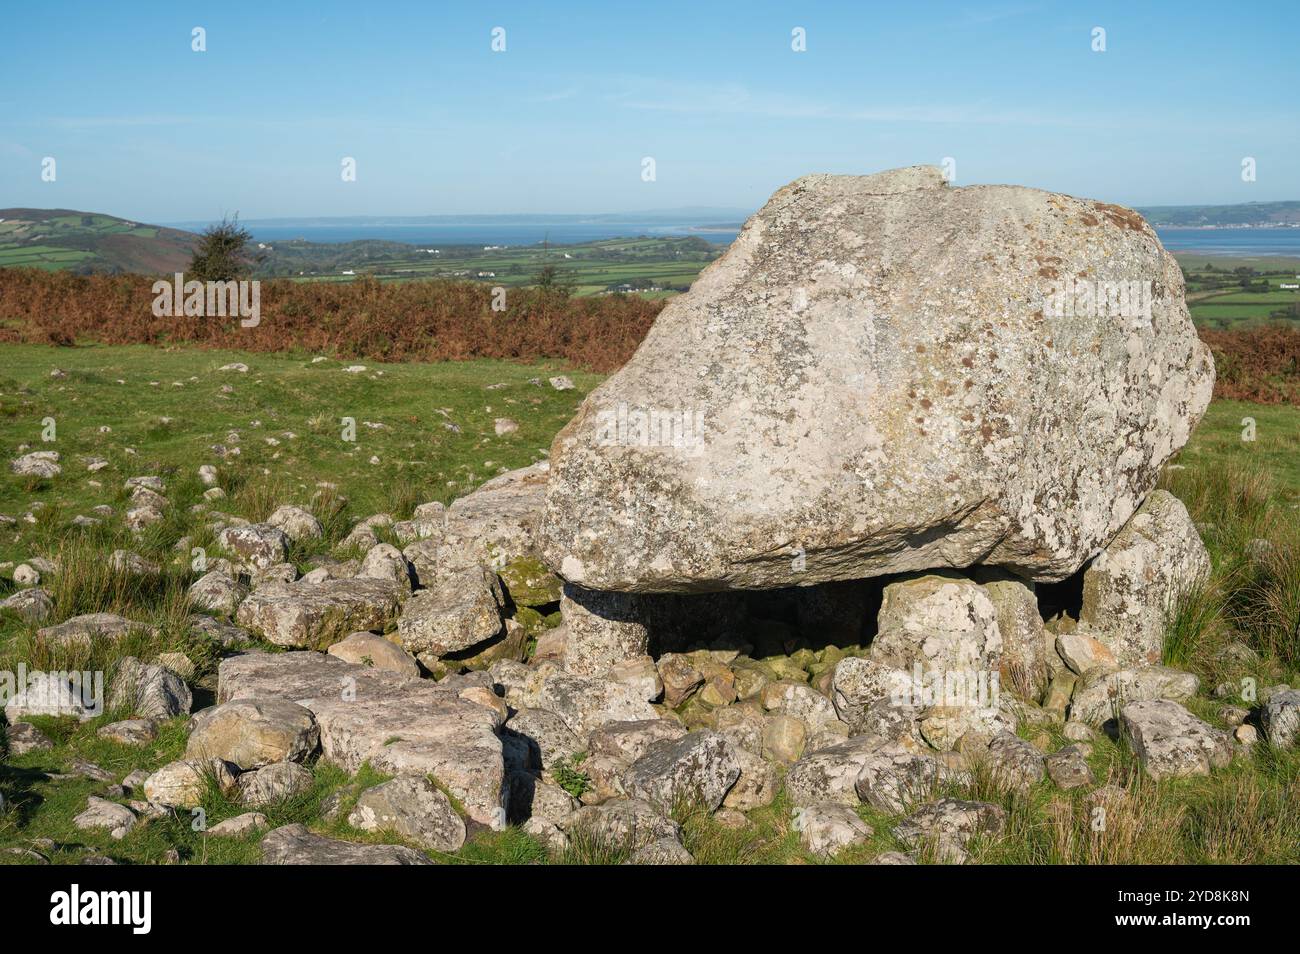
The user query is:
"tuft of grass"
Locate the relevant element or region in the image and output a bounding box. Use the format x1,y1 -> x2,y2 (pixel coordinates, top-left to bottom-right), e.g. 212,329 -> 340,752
383,478 -> 422,521
1236,535 -> 1300,669
1162,574 -> 1227,670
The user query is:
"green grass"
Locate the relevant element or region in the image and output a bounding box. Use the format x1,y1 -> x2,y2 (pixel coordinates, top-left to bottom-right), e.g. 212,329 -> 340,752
1,341 -> 1298,865
0,343 -> 601,566
1170,399 -> 1300,500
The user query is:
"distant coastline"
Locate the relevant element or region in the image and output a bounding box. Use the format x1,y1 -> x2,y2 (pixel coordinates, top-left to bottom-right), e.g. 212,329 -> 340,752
219,223 -> 1300,258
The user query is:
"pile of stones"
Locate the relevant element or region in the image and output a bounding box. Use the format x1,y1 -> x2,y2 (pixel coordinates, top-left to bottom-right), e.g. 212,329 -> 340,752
8,168 -> 1299,864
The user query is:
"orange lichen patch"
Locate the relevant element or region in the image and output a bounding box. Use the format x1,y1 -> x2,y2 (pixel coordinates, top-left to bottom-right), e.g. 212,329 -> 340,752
1092,202 -> 1147,233
980,423 -> 994,442
920,398 -> 933,409
1079,213 -> 1100,227
961,356 -> 974,368
1036,254 -> 1063,278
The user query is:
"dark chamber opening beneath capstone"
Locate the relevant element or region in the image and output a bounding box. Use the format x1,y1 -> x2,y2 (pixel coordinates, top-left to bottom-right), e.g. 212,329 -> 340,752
634,557 -> 1090,663
1034,563 -> 1086,628
640,576 -> 893,660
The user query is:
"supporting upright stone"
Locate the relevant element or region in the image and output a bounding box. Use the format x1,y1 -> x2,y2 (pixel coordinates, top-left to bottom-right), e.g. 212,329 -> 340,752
1079,490 -> 1211,667
559,583 -> 648,676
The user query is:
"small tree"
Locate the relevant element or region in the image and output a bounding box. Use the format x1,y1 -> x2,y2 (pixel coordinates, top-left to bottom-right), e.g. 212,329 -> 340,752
189,215 -> 256,281
533,263 -> 574,297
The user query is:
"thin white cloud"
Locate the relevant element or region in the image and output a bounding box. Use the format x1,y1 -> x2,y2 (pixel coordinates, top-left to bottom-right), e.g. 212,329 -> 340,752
530,87 -> 580,103
603,77 -> 1088,128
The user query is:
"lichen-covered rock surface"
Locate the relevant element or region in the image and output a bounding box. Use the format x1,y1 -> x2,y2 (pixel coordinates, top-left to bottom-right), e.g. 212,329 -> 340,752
541,166 -> 1213,592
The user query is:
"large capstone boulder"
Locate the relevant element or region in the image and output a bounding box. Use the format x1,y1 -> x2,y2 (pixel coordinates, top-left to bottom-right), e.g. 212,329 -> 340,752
540,166 -> 1212,593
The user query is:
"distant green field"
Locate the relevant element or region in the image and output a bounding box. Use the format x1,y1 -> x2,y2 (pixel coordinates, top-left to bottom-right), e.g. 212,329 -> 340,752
1180,258 -> 1300,329
0,245 -> 94,269
0,208 -> 199,274
261,234 -> 721,298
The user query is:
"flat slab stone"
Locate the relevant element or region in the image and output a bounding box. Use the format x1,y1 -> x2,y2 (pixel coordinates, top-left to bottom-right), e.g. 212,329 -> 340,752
217,651 -> 506,825
260,823 -> 433,865
1069,665 -> 1199,726
235,578 -> 404,648
37,613 -> 149,649
1121,699 -> 1232,780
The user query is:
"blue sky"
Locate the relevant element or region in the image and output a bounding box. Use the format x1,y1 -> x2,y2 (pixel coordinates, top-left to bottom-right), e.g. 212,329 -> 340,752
2,0 -> 1297,222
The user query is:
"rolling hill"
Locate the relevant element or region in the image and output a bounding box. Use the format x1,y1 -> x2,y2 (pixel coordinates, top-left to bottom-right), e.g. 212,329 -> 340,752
0,209 -> 200,274
1137,200 -> 1300,228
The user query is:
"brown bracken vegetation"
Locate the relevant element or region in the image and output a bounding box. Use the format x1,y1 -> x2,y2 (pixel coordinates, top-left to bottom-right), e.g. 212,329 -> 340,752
2,268 -> 1298,399
1201,325 -> 1300,405
0,268 -> 662,373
